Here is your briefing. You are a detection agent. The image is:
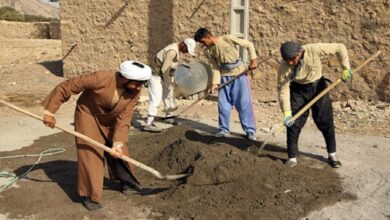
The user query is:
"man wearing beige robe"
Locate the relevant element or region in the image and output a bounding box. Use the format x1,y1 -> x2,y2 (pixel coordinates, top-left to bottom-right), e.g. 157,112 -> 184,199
42,60 -> 152,211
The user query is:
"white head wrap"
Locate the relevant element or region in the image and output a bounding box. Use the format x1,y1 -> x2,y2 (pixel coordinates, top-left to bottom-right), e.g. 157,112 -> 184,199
119,60 -> 152,81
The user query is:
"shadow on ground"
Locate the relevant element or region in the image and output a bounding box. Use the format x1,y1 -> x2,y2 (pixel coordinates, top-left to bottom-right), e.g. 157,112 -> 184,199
39,60 -> 63,77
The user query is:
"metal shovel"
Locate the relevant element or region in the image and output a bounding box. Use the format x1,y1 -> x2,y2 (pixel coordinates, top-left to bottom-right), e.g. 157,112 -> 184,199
0,100 -> 188,180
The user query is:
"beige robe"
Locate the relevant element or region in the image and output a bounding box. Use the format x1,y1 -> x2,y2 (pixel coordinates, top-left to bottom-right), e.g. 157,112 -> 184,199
42,71 -> 140,203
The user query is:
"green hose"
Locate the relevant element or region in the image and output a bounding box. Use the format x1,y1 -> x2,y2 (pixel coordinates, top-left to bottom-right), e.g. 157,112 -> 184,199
0,148 -> 65,192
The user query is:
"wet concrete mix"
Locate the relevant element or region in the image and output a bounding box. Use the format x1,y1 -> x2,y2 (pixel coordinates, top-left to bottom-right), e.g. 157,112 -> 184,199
129,125 -> 354,219
0,125 -> 354,219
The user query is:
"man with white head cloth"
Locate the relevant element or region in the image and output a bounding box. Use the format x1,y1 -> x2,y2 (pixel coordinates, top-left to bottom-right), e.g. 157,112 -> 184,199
144,38 -> 196,132
42,60 -> 152,211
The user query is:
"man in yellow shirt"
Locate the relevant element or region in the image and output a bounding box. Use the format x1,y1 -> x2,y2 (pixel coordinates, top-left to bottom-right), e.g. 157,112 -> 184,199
194,28 -> 258,141
277,41 -> 352,168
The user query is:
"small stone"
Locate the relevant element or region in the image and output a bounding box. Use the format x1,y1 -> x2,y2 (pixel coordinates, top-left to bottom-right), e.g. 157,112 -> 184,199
268,102 -> 277,106
368,106 -> 376,111
332,101 -> 342,111
376,103 -> 387,110
260,127 -> 271,133
254,6 -> 265,13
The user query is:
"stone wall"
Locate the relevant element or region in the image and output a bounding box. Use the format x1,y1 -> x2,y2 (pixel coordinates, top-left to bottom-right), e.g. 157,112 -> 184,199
0,20 -> 60,39
249,0 -> 390,102
61,0 -> 390,101
49,21 -> 60,39
60,0 -> 230,76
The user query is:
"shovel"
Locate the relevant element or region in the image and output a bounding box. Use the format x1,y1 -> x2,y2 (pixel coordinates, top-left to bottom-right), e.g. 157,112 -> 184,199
252,50 -> 381,155
0,100 -> 188,181
160,56 -> 273,120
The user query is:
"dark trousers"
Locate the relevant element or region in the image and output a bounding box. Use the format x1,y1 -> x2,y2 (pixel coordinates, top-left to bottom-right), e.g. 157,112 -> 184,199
287,77 -> 336,158
104,141 -> 140,187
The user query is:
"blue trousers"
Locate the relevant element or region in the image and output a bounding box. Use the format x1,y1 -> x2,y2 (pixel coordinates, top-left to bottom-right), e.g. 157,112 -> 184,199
218,74 -> 256,134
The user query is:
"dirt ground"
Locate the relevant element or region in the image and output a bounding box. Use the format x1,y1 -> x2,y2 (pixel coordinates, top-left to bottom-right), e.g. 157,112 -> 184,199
0,39 -> 389,219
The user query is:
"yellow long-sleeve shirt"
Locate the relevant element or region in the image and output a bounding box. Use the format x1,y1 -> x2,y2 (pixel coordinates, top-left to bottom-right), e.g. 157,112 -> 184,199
277,43 -> 351,113
204,35 -> 257,84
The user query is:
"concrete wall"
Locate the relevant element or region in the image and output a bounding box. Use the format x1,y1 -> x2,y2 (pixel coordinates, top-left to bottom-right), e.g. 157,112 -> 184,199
0,20 -> 60,39
61,0 -> 390,101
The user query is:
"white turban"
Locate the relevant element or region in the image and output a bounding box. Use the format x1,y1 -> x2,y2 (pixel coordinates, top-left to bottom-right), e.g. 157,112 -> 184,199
119,60 -> 152,81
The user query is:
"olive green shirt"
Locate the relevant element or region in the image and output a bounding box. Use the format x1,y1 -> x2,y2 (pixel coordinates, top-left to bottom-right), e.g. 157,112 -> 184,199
204,35 -> 257,84
277,43 -> 351,113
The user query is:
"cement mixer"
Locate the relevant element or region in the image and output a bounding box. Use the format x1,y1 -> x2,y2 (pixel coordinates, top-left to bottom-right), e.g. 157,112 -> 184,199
173,62 -> 212,99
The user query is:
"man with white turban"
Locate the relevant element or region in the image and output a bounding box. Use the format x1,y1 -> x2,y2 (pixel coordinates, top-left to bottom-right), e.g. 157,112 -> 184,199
42,60 -> 152,211
144,38 -> 196,132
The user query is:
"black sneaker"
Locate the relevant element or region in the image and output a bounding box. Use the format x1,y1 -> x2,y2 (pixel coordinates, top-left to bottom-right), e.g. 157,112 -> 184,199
82,197 -> 103,211
328,157 -> 342,168
121,182 -> 139,195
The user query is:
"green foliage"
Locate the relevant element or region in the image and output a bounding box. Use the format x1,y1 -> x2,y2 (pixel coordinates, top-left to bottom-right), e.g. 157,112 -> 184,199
0,6 -> 24,21
24,14 -> 57,22
0,6 -> 58,22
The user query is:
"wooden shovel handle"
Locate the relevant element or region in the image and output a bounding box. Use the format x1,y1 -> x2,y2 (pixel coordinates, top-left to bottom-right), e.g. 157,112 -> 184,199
257,50 -> 381,152
0,100 -> 186,180
174,56 -> 273,118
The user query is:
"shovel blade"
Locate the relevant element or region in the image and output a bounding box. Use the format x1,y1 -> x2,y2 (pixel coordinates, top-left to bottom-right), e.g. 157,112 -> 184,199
162,173 -> 189,180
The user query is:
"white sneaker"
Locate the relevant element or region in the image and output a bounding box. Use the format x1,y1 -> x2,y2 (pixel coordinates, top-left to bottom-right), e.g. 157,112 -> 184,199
163,106 -> 178,113
285,158 -> 297,167
214,130 -> 230,138
246,132 -> 256,141
143,124 -> 161,132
